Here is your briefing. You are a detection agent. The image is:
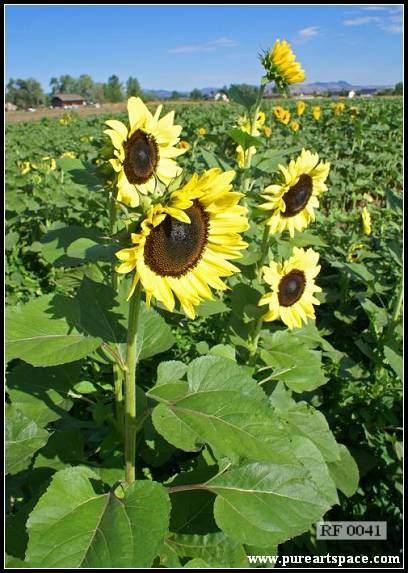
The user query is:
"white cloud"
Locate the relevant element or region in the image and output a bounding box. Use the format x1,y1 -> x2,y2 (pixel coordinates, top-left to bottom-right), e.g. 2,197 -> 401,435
343,16 -> 380,25
343,6 -> 402,33
298,26 -> 320,38
169,37 -> 238,54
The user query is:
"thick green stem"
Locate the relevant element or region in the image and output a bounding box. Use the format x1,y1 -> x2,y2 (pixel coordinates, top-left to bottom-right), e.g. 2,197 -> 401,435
391,280 -> 403,324
124,282 -> 142,484
114,366 -> 124,435
385,278 -> 403,341
108,194 -> 123,432
240,84 -> 266,195
257,225 -> 270,281
248,315 -> 264,367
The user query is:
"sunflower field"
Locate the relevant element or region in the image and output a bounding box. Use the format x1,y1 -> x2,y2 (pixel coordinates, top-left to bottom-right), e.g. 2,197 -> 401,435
5,42 -> 403,569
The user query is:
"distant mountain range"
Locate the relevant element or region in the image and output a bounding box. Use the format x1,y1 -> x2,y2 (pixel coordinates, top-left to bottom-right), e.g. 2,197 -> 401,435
144,87 -> 219,99
144,81 -> 392,99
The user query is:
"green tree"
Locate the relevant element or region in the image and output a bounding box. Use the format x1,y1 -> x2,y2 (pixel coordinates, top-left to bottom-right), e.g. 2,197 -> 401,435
126,76 -> 142,98
92,82 -> 106,103
190,88 -> 203,100
104,75 -> 124,102
170,90 -> 181,100
76,74 -> 94,100
6,78 -> 45,109
395,81 -> 403,95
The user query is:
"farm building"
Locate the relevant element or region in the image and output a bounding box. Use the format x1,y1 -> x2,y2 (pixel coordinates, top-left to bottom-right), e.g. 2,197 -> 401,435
51,93 -> 85,108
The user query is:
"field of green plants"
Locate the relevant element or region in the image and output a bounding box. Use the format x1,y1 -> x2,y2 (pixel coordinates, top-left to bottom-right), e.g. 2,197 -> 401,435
6,94 -> 403,568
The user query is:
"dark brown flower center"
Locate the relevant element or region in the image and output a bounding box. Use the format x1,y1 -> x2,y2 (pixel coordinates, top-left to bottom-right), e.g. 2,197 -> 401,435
278,269 -> 306,306
144,201 -> 209,277
123,129 -> 159,184
282,174 -> 312,217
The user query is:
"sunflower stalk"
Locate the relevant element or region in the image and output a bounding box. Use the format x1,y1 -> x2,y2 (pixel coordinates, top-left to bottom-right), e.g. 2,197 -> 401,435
124,281 -> 142,485
257,224 -> 270,281
109,192 -> 124,435
241,83 -> 266,195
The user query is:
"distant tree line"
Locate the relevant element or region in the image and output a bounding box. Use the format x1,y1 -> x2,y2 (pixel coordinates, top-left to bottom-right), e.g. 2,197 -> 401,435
6,77 -> 403,110
5,74 -> 144,109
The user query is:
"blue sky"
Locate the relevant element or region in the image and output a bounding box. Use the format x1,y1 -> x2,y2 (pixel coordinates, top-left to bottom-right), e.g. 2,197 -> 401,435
5,4 -> 403,91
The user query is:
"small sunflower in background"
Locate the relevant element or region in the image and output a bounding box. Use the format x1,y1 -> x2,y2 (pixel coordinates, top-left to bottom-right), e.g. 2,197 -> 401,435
236,145 -> 256,169
263,126 -> 272,137
198,127 -> 206,136
347,242 -> 365,263
332,102 -> 345,115
296,101 -> 306,116
238,111 -> 265,135
259,247 -> 322,329
115,169 -> 248,319
312,106 -> 321,121
104,97 -> 186,208
290,121 -> 300,132
260,148 -> 330,237
19,160 -> 31,175
261,39 -> 305,91
178,140 -> 190,150
361,206 -> 372,236
273,106 -> 291,125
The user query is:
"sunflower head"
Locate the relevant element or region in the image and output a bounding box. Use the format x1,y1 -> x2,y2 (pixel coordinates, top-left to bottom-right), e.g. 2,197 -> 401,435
296,101 -> 306,116
290,121 -> 300,132
115,169 -> 249,319
259,148 -> 330,238
236,145 -> 257,169
312,106 -> 321,121
347,242 -> 365,262
263,126 -> 272,137
261,39 -> 305,92
273,106 -> 291,125
259,247 -> 322,329
178,140 -> 190,150
332,102 -> 345,115
361,206 -> 372,236
104,97 -> 186,208
198,127 -> 206,136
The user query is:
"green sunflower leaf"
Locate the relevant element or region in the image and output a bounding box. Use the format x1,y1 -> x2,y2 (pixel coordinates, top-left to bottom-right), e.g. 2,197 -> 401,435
327,444 -> 360,498
166,532 -> 247,568
208,462 -> 331,547
5,294 -> 101,367
150,356 -> 293,462
6,404 -> 49,475
26,466 -> 170,568
260,329 -> 327,392
6,362 -> 82,427
228,128 -> 263,151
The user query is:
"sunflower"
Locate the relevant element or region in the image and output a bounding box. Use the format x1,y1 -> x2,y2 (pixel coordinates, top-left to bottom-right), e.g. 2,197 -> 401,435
361,206 -> 372,236
273,106 -> 291,125
296,101 -> 306,116
259,148 -> 330,238
236,145 -> 256,169
332,102 -> 345,115
312,106 -> 321,121
259,247 -> 322,329
347,242 -> 365,263
290,121 -> 300,132
178,140 -> 190,150
115,169 -> 249,319
238,111 -> 265,136
263,126 -> 272,137
261,39 -> 305,90
198,127 -> 206,136
104,97 -> 186,208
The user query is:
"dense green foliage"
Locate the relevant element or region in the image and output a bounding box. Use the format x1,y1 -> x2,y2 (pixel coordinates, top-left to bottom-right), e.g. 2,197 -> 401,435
5,97 -> 402,567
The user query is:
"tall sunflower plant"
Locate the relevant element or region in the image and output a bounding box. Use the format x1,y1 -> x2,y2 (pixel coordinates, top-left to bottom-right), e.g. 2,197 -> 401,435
5,42 -> 360,570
